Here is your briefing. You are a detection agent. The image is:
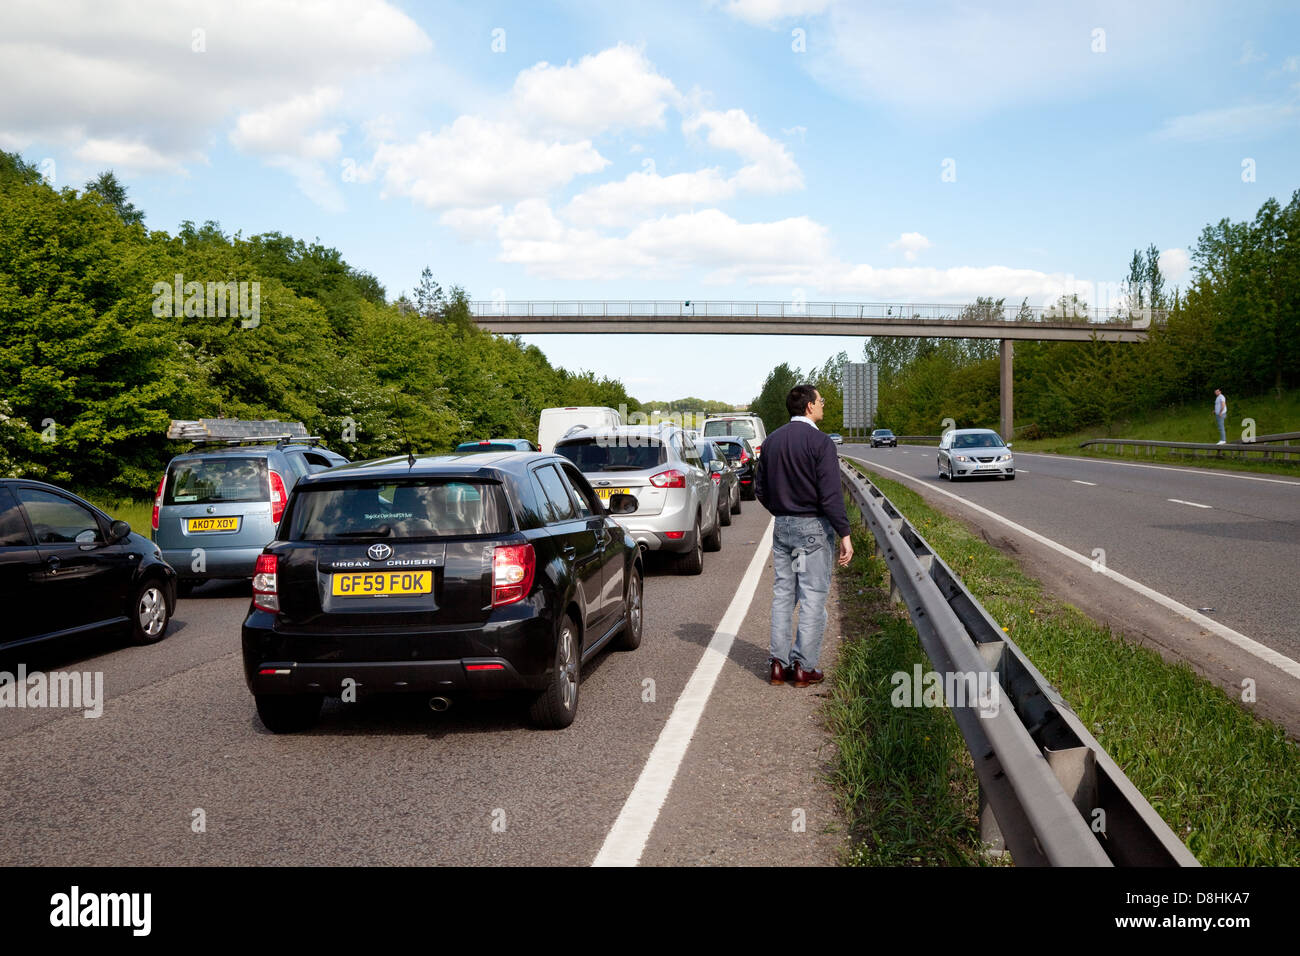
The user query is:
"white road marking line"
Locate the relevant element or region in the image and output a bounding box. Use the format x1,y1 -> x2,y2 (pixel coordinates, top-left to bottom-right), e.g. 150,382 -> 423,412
593,517 -> 775,867
1017,451 -> 1300,486
845,455 -> 1300,682
1072,480 -> 1097,486
1168,498 -> 1212,509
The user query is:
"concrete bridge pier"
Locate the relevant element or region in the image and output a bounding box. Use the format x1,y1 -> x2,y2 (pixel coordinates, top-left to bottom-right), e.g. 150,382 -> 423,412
1000,339 -> 1014,441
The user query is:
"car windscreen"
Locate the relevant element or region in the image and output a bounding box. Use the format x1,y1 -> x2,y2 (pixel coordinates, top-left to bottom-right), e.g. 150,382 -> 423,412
953,433 -> 1004,449
874,430 -> 894,436
703,420 -> 757,440
165,456 -> 269,505
286,479 -> 512,541
554,437 -> 666,472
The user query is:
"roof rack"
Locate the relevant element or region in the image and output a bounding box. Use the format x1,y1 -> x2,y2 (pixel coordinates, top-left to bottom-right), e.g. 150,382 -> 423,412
168,418 -> 312,445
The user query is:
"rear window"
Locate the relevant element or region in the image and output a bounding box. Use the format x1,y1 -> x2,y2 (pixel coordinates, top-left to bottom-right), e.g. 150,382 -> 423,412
704,419 -> 757,440
554,437 -> 666,472
285,479 -> 512,541
165,456 -> 268,505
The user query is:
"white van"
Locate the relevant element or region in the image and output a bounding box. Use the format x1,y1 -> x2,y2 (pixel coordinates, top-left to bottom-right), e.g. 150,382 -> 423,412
702,414 -> 768,456
537,406 -> 622,453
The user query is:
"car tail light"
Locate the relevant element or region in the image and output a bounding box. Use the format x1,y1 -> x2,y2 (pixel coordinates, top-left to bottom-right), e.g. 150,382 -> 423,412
753,444 -> 761,455
269,470 -> 288,524
664,531 -> 685,539
740,450 -> 750,464
649,469 -> 686,489
492,543 -> 535,607
252,554 -> 279,612
151,475 -> 165,531
710,472 -> 721,485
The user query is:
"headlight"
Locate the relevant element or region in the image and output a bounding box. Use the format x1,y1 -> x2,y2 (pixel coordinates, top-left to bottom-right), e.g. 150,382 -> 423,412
997,454 -> 1012,462
954,454 -> 969,462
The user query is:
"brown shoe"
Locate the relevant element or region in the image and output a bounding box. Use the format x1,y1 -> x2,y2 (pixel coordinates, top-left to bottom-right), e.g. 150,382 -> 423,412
769,659 -> 792,685
791,662 -> 824,688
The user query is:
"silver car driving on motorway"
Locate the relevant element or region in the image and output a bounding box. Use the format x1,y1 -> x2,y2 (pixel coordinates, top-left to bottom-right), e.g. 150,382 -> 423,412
937,428 -> 1016,480
554,424 -> 721,573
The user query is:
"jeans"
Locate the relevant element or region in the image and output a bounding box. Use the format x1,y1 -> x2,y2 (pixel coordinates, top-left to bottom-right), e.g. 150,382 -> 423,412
769,515 -> 835,669
1216,413 -> 1226,442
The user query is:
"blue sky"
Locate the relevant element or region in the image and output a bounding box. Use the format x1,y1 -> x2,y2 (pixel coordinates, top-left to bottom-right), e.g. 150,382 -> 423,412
3,0 -> 1298,404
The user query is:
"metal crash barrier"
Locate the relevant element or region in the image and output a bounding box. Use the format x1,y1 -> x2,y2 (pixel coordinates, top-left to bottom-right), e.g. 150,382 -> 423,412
839,459 -> 1199,867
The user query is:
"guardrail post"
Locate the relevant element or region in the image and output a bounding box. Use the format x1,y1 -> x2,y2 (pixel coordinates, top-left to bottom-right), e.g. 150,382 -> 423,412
978,784 -> 1007,856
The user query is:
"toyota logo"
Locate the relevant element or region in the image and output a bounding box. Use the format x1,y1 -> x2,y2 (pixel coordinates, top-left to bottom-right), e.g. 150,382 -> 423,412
367,543 -> 393,561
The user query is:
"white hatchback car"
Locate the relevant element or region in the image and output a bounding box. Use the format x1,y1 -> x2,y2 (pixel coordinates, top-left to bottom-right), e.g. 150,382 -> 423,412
937,429 -> 1016,480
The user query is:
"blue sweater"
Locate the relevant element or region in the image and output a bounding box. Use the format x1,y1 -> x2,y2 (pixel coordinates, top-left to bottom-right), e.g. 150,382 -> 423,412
754,419 -> 850,538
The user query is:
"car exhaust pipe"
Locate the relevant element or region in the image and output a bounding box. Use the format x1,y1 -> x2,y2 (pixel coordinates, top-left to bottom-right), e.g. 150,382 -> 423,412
429,696 -> 452,712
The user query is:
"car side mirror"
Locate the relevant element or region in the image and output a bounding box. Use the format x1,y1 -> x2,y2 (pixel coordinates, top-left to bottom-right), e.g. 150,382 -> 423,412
607,493 -> 638,515
1005,442 -> 1013,448
109,519 -> 132,542
707,460 -> 725,474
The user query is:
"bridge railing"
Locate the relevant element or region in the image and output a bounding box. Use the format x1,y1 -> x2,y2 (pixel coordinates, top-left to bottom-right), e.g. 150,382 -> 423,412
470,299 -> 1162,326
839,458 -> 1199,866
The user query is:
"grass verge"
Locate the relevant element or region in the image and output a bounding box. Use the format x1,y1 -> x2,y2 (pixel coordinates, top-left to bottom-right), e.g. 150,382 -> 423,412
84,496 -> 153,533
829,462 -> 1300,866
825,498 -> 999,866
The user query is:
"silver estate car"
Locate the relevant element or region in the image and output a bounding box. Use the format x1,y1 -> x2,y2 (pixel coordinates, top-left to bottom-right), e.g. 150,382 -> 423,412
937,428 -> 1016,480
554,425 -> 722,573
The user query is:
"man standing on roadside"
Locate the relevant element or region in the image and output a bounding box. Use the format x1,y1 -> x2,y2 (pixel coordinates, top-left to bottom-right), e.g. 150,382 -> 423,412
755,384 -> 854,689
1214,388 -> 1227,444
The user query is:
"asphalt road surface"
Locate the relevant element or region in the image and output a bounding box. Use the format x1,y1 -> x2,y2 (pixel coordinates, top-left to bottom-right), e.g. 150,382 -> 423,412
0,504 -> 845,866
842,443 -> 1300,734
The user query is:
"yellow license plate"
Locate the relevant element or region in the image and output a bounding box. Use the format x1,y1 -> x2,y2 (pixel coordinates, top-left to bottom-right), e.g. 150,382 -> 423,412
186,516 -> 241,533
594,487 -> 630,501
331,570 -> 433,597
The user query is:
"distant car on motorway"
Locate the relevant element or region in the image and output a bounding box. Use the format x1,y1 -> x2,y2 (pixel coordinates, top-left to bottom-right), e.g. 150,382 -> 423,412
0,479 -> 176,651
241,452 -> 644,732
694,438 -> 742,523
870,429 -> 897,448
152,436 -> 349,595
455,439 -> 538,453
537,406 -> 621,454
554,424 -> 721,573
702,414 -> 767,457
709,436 -> 758,500
937,429 -> 1015,480
828,433 -> 843,445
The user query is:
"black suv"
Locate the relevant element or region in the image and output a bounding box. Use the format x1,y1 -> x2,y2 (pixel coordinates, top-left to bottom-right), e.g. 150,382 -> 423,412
241,452 -> 644,732
0,479 -> 177,653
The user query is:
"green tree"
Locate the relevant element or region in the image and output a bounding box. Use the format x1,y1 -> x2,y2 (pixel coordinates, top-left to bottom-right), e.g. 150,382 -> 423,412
84,171 -> 144,227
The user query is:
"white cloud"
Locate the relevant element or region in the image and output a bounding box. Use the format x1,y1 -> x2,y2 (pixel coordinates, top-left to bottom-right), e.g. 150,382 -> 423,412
1282,55 -> 1299,72
439,205 -> 506,242
1155,99 -> 1298,141
792,2 -> 1199,119
1239,41 -> 1267,65
371,116 -> 609,209
683,109 -> 802,192
564,168 -> 735,227
719,0 -> 835,27
230,87 -> 345,161
749,262 -> 1100,306
0,0 -> 430,202
74,138 -> 190,174
1158,248 -> 1190,285
888,232 -> 933,262
511,43 -> 680,137
493,204 -> 830,281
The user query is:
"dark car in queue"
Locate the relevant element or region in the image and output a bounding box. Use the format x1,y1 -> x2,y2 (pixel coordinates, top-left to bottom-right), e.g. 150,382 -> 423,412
709,436 -> 758,500
870,428 -> 898,448
152,439 -> 349,596
241,452 -> 644,732
0,479 -> 176,653
454,439 -> 539,453
694,438 -> 742,524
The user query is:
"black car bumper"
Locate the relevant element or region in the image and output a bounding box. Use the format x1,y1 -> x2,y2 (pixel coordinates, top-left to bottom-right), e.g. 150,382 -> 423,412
242,607 -> 555,697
